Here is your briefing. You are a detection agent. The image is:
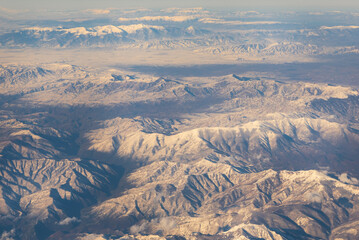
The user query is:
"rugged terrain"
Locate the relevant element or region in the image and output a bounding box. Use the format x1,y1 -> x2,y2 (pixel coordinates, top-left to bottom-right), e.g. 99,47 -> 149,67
1,8 -> 359,240
0,64 -> 358,239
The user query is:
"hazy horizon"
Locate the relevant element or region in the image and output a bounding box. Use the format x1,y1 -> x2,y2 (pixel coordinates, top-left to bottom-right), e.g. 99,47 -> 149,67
1,0 -> 359,13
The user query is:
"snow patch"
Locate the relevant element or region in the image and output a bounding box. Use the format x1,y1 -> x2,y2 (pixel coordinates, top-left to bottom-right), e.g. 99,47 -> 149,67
118,24 -> 165,34
76,233 -> 106,240
118,15 -> 197,22
199,18 -> 280,25
58,217 -> 80,225
320,25 -> 359,30
338,173 -> 359,185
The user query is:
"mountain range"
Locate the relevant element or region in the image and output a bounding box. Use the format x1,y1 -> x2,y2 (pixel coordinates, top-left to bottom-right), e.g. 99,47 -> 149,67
0,63 -> 358,239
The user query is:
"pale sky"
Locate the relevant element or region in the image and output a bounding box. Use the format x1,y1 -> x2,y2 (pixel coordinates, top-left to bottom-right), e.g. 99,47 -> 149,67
0,0 -> 358,11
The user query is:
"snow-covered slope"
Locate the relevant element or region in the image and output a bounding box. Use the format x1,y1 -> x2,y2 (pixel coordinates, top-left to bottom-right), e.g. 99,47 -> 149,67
86,116 -> 359,173
0,24 -> 209,48
1,12 -> 359,63
0,158 -> 123,240
0,64 -> 359,239
86,161 -> 359,239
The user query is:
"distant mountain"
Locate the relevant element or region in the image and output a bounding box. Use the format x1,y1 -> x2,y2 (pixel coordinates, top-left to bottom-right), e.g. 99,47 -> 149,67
1,23 -> 358,62
0,25 -> 210,48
